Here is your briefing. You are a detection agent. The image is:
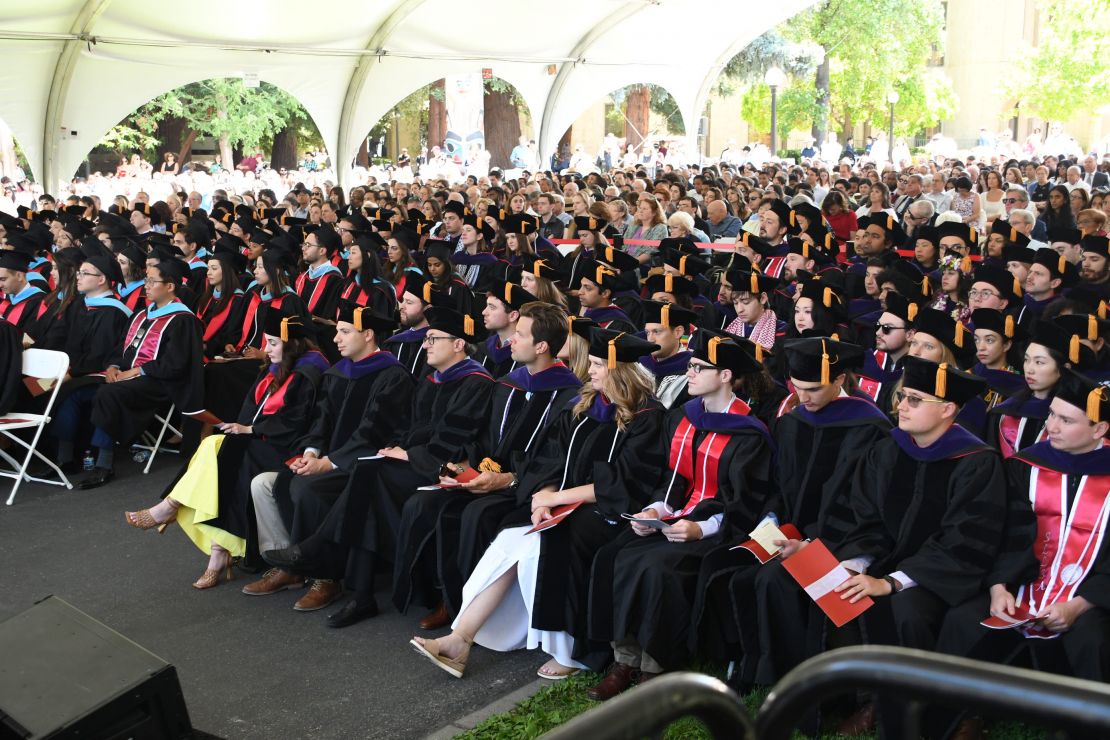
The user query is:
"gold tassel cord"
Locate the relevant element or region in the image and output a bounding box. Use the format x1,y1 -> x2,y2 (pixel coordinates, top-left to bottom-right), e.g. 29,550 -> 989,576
1087,387 -> 1106,424
936,362 -> 948,398
820,339 -> 830,385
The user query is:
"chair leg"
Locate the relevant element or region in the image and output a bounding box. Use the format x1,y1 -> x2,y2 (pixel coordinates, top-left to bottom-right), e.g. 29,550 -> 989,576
144,413 -> 173,475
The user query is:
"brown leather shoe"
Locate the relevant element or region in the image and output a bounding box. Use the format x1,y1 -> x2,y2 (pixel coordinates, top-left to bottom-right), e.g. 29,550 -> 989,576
418,601 -> 451,630
836,702 -> 877,736
241,568 -> 305,596
293,579 -> 343,612
587,662 -> 638,701
951,717 -> 984,740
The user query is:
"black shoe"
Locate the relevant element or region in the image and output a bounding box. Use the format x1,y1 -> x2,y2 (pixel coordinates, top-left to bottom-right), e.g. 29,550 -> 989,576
59,460 -> 83,476
262,545 -> 319,573
77,467 -> 114,490
326,598 -> 379,629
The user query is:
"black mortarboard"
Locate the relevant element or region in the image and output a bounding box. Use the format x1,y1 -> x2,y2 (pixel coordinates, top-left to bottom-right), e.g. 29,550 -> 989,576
799,277 -> 847,318
278,214 -> 307,227
1046,226 -> 1082,245
494,282 -> 539,311
574,215 -> 605,233
588,327 -> 659,369
570,258 -> 620,292
82,254 -> 124,286
783,336 -> 865,383
736,231 -> 777,257
132,202 -> 161,225
402,271 -> 451,307
901,355 -> 985,406
423,239 -> 456,265
970,308 -> 1021,341
644,271 -> 699,298
786,237 -> 835,265
151,257 -> 188,285
658,237 -> 700,256
0,250 -> 31,272
884,291 -> 923,324
972,264 -> 1023,302
692,334 -> 765,375
911,308 -> 972,361
336,300 -> 398,335
641,299 -> 697,329
725,268 -> 779,296
660,248 -> 711,276
425,305 -> 485,342
263,310 -> 310,341
567,315 -> 598,343
1081,235 -> 1109,258
503,213 -> 539,236
935,221 -> 979,251
521,254 -> 560,281
1032,249 -> 1079,285
1002,243 -> 1037,265
1029,318 -> 1096,369
313,224 -> 342,256
1053,313 -> 1109,344
211,244 -> 248,275
1054,368 -> 1109,424
990,219 -> 1030,247
442,201 -> 466,218
597,245 -> 640,273
859,213 -> 906,246
765,199 -> 792,227
462,213 -> 496,242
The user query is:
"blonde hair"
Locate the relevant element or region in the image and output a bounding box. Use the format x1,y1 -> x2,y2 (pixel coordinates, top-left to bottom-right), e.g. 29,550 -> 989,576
572,360 -> 656,430
530,274 -> 568,310
564,332 -> 590,381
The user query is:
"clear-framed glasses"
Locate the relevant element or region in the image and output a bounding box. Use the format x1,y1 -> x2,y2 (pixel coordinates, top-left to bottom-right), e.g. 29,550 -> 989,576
894,390 -> 948,408
75,270 -> 101,278
968,289 -> 1000,300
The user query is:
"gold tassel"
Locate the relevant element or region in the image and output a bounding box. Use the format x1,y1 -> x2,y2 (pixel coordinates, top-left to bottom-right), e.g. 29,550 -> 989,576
789,211 -> 796,227
679,255 -> 688,274
423,283 -> 433,303
1009,227 -> 1017,242
1013,276 -> 1023,298
960,256 -> 972,273
280,317 -> 289,343
754,344 -> 764,363
823,287 -> 833,308
608,333 -> 624,369
708,336 -> 720,365
464,315 -> 474,337
921,276 -> 931,296
1059,255 -> 1067,275
478,457 -> 502,473
968,227 -> 976,244
1089,314 -> 1099,341
1101,301 -> 1108,320
954,321 -> 965,348
886,215 -> 894,231
567,315 -> 575,333
936,362 -> 948,398
820,339 -> 830,385
908,303 -> 918,321
665,273 -> 674,293
1069,334 -> 1081,364
1087,387 -> 1106,424
1004,315 -> 1014,339
505,283 -> 513,305
661,303 -> 670,328
750,272 -> 759,294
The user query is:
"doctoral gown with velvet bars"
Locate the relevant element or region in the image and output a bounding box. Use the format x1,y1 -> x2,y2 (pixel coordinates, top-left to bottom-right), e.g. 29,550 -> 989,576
392,363 -> 582,615
588,398 -> 775,670
493,398 -> 665,666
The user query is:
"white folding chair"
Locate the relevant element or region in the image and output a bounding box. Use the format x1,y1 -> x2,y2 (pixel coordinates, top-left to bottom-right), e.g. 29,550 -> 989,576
131,403 -> 180,474
1,348 -> 72,505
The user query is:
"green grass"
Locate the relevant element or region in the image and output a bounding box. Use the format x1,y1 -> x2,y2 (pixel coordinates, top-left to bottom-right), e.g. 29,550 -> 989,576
455,667 -> 1049,740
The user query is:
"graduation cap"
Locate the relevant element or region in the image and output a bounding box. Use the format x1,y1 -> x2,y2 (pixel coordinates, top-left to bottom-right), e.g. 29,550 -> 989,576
1053,313 -> 1109,344
725,268 -> 779,296
911,307 -> 972,360
210,243 -> 248,274
0,211 -> 22,231
1028,318 -> 1096,369
641,299 -> 697,329
503,214 -> 541,236
798,277 -> 847,318
312,224 -> 342,256
884,291 -> 922,324
764,199 -> 792,227
1081,235 -> 1109,258
132,202 -> 161,225
392,224 -> 421,253
5,231 -> 39,258
425,305 -> 485,342
660,248 -> 710,276
63,204 -> 86,217
494,282 -> 539,311
234,203 -> 255,221
402,271 -> 451,307
901,356 -> 985,406
343,213 -> 372,234
859,213 -> 906,245
257,207 -> 286,221
278,214 -> 307,227
567,314 -> 598,342
692,334 -> 765,375
570,258 -> 620,292
573,215 -> 605,233
365,206 -> 397,222
1032,249 -> 1079,285
406,207 -> 424,223
971,264 -> 1023,302
597,245 -> 640,273
261,244 -> 296,273
263,310 -> 310,341
336,300 -> 398,335
935,221 -> 978,252
786,237 -> 835,266
423,239 -> 455,265
914,225 -> 940,248
521,254 -> 560,282
783,336 -> 865,383
658,237 -> 700,256
588,327 -> 659,369
970,308 -> 1021,341
462,213 -> 496,242
1002,243 -> 1037,265
990,219 -> 1030,248
485,206 -> 508,224
736,231 -> 777,258
82,254 -> 125,286
151,257 -> 189,286
1046,226 -> 1082,246
215,232 -> 246,254
644,271 -> 699,298
442,201 -> 466,218
1053,367 -> 1109,424
696,326 -> 772,367
233,216 -> 255,237
0,249 -> 32,272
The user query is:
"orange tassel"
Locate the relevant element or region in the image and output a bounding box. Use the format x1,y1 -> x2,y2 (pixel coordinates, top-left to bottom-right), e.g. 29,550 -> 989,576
607,332 -> 624,369
755,344 -> 764,363
708,336 -> 720,365
1088,387 -> 1106,424
1010,227 -> 1017,242
1004,315 -> 1014,339
464,315 -> 474,338
750,272 -> 759,294
279,317 -> 289,343
353,308 -> 365,332
679,255 -> 688,274
1070,334 -> 1081,365
423,283 -> 433,303
954,321 -> 965,348
661,303 -> 670,328
823,287 -> 833,308
664,273 -> 674,293
1013,277 -> 1023,298
908,303 -> 918,321
1059,255 -> 1067,275
921,276 -> 931,296
1089,314 -> 1098,341
820,340 -> 830,385
936,363 -> 948,398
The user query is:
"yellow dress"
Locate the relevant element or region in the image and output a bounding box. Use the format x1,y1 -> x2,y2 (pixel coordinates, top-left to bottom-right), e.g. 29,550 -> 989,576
169,435 -> 247,557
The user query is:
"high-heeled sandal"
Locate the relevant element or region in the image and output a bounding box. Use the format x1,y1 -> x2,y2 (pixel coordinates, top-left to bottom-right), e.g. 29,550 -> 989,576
123,499 -> 179,533
192,549 -> 234,590
410,635 -> 471,678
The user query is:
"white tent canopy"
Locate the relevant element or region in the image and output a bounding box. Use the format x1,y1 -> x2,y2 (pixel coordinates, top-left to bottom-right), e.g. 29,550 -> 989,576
0,0 -> 814,190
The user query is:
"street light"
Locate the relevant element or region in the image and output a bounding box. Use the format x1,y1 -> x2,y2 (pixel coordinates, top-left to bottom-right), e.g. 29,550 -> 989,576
886,90 -> 900,163
764,66 -> 786,158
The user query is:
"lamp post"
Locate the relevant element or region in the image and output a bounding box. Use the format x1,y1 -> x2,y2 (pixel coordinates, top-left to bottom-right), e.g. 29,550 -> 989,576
764,66 -> 785,158
886,90 -> 899,164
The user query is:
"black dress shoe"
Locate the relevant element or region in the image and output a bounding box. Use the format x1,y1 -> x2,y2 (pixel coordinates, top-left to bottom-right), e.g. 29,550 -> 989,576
262,545 -> 319,573
77,467 -> 114,490
326,599 -> 379,629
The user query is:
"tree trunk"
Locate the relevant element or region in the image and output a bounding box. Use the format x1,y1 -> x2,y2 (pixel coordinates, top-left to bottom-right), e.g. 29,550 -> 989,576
812,51 -> 830,147
356,137 -> 370,168
270,126 -> 298,171
0,117 -> 17,181
483,84 -> 522,170
214,95 -> 235,169
624,85 -> 651,150
840,111 -> 853,143
177,128 -> 199,164
157,115 -> 188,165
427,79 -> 447,152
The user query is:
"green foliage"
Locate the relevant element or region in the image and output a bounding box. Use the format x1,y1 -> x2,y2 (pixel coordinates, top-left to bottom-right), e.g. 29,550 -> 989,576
741,83 -> 822,144
716,31 -> 823,96
606,85 -> 686,136
1006,0 -> 1110,122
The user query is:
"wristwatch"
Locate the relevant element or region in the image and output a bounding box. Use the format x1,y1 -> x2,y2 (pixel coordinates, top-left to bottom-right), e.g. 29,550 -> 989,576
882,575 -> 902,593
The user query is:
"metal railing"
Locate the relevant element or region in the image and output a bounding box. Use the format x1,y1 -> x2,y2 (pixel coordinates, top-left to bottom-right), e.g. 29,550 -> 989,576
540,647 -> 1110,740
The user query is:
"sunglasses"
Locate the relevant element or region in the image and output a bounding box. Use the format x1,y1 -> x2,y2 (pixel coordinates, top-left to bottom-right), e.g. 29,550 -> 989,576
875,323 -> 906,334
894,390 -> 948,408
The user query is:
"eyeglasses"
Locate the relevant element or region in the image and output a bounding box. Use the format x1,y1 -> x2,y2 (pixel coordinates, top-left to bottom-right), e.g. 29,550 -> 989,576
144,278 -> 169,285
1002,198 -> 1021,204
421,334 -> 455,346
894,390 -> 949,408
687,362 -> 720,374
968,289 -> 1000,300
875,323 -> 906,334
75,271 -> 102,278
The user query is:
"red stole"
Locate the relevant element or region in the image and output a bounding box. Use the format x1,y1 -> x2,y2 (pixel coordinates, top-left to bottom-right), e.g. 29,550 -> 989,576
667,398 -> 750,517
1016,466 -> 1110,638
200,295 -> 237,343
857,350 -> 887,403
253,372 -> 295,417
341,281 -> 370,306
122,311 -> 177,368
295,270 -> 337,313
998,414 -> 1047,460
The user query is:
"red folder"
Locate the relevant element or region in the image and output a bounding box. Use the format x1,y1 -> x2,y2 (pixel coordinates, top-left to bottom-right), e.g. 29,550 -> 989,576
525,501 -> 583,534
780,538 -> 873,627
731,523 -> 804,563
436,467 -> 480,488
981,605 -> 1036,630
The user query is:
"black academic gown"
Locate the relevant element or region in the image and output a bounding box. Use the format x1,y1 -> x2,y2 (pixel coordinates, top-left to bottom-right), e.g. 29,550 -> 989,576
384,326 -> 430,379
473,334 -> 521,379
0,320 -> 21,415
0,287 -> 47,338
339,276 -> 398,322
391,363 -> 582,615
986,393 -> 1051,459
588,397 -> 775,671
91,302 -> 204,444
495,396 -> 665,667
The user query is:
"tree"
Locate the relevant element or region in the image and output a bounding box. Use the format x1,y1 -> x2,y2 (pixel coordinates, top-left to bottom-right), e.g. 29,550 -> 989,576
1006,0 -> 1110,123
484,79 -> 522,169
740,82 -> 822,150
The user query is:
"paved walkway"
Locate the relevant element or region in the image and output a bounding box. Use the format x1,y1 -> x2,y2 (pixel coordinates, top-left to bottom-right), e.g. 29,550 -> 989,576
0,457 -> 541,739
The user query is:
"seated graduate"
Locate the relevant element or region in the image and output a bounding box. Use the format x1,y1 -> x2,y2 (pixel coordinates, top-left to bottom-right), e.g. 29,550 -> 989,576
474,282 -> 535,378
123,312 -> 327,589
929,369 -> 1110,740
639,300 -> 697,410
0,239 -> 48,337
243,301 -> 413,597
409,328 -> 664,680
567,259 -> 637,333
393,300 -> 581,631
196,245 -> 248,362
723,268 -> 785,354
26,246 -> 81,352
78,258 -> 205,490
957,308 -> 1026,438
114,240 -> 149,314
715,337 -> 890,690
263,305 -> 494,626
294,224 -> 345,325
45,252 -> 134,472
422,238 -> 474,315
383,271 -> 442,379
831,357 -> 1006,736
587,333 -> 775,701
339,222 -> 400,320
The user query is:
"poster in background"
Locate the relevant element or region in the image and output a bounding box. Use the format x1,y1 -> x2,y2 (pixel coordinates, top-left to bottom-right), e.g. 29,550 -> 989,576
444,72 -> 485,164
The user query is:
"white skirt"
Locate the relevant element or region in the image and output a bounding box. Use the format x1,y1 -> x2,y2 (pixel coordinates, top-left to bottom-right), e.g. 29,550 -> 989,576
452,525 -> 588,669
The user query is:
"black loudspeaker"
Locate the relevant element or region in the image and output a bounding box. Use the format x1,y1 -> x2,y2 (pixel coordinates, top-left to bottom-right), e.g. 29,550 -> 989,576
0,596 -> 194,740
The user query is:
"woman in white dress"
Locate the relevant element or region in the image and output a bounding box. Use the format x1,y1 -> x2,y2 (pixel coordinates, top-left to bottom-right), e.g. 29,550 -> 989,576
411,328 -> 666,679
